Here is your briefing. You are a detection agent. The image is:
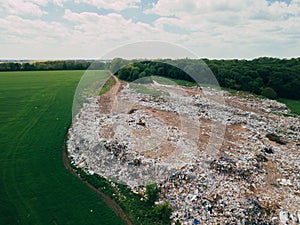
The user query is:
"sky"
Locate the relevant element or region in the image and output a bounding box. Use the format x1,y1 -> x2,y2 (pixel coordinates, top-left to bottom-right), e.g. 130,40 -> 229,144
0,0 -> 299,59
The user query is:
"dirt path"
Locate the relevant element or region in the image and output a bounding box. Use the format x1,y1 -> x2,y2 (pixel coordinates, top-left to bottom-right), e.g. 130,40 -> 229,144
99,74 -> 122,114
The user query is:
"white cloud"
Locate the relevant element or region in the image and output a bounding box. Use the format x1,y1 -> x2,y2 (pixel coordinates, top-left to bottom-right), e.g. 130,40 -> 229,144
145,0 -> 300,58
0,0 -> 300,59
147,0 -> 299,20
52,0 -> 68,7
62,9 -> 177,42
74,0 -> 141,11
0,9 -> 183,58
60,9 -> 187,57
1,0 -> 48,17
145,0 -> 248,16
28,0 -> 49,6
0,15 -> 70,42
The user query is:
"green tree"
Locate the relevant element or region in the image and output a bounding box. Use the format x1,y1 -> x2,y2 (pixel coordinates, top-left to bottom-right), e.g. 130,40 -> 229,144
139,71 -> 146,79
118,66 -> 130,80
130,65 -> 140,80
153,201 -> 173,224
110,58 -> 128,73
145,182 -> 159,205
261,87 -> 277,99
249,77 -> 264,94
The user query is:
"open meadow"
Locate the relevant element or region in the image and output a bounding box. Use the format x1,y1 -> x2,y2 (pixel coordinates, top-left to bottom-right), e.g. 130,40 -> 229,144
0,70 -> 124,225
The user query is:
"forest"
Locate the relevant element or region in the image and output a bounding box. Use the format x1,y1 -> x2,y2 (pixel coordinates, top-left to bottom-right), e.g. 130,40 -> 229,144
1,57 -> 299,100
111,57 -> 300,100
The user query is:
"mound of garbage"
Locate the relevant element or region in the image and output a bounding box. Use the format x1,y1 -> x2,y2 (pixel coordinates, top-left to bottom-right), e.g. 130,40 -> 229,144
68,81 -> 300,225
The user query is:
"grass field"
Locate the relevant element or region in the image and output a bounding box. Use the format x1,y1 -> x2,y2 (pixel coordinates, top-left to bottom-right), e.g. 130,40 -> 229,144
278,99 -> 300,115
129,83 -> 169,97
152,76 -> 197,87
0,71 -> 124,225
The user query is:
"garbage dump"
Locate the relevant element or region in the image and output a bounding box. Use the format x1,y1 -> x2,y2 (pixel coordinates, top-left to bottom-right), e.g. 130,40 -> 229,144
68,81 -> 300,225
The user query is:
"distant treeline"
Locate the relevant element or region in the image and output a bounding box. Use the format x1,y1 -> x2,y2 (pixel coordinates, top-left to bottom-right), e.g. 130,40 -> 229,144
0,60 -> 107,71
1,57 -> 299,100
111,57 -> 300,100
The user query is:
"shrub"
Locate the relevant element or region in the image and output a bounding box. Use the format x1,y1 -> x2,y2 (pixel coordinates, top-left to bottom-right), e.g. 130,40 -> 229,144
261,87 -> 277,99
145,182 -> 160,205
153,201 -> 173,224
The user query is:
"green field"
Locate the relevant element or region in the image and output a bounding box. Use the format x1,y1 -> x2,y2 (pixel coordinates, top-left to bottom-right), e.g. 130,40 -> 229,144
279,99 -> 300,115
129,83 -> 169,97
0,71 -> 124,225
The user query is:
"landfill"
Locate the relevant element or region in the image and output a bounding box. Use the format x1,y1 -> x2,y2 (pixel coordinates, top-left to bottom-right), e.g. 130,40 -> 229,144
68,81 -> 300,225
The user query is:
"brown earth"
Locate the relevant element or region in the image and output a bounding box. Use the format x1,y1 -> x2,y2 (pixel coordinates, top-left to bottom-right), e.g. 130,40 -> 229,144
99,74 -> 122,114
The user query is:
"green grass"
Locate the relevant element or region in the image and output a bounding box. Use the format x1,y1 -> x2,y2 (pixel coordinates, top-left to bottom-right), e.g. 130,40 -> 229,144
129,83 -> 169,97
99,76 -> 116,95
0,71 -> 124,225
74,168 -> 172,225
72,70 -> 110,117
77,70 -> 110,97
152,76 -> 197,87
170,79 -> 197,87
278,98 -> 300,115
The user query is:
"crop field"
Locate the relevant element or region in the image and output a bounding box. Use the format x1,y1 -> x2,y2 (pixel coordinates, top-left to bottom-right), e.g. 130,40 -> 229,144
0,71 -> 124,225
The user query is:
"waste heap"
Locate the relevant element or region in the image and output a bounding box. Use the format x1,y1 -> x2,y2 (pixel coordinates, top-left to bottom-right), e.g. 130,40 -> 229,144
68,82 -> 300,225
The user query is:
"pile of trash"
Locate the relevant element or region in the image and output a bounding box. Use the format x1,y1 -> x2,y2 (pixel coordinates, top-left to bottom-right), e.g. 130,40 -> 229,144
68,82 -> 300,224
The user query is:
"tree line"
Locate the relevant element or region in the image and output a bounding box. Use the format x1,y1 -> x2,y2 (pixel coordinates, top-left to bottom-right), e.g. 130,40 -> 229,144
0,60 -> 107,71
112,57 -> 300,100
1,57 -> 299,100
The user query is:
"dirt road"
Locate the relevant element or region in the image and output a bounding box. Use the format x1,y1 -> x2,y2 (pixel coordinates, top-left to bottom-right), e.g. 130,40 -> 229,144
99,74 -> 122,114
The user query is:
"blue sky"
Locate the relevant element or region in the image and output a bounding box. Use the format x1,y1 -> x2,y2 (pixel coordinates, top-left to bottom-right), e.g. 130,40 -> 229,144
0,0 -> 299,59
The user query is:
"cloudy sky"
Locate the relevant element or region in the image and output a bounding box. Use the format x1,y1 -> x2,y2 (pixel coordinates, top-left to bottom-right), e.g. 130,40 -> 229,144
0,0 -> 299,59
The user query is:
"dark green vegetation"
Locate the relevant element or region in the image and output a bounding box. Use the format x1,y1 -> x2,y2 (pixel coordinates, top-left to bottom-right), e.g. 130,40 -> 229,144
261,87 -> 277,100
111,57 -> 300,100
207,57 -> 300,100
145,183 -> 160,205
74,168 -> 172,225
0,71 -> 125,225
152,202 -> 173,223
